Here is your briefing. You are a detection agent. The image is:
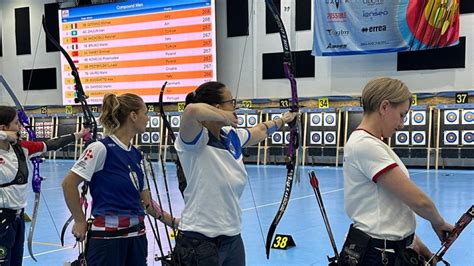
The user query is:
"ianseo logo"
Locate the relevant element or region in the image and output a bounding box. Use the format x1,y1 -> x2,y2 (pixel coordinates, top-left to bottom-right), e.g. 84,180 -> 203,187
326,29 -> 350,36
362,9 -> 389,18
363,0 -> 384,6
327,43 -> 348,49
361,25 -> 387,33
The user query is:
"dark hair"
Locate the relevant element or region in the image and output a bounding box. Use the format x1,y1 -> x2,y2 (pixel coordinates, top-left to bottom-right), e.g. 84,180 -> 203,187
185,81 -> 227,107
100,93 -> 144,135
0,106 -> 17,126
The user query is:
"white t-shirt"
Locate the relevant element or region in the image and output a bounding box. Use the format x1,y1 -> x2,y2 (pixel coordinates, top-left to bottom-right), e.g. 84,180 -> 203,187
175,126 -> 250,238
343,129 -> 416,240
0,141 -> 46,209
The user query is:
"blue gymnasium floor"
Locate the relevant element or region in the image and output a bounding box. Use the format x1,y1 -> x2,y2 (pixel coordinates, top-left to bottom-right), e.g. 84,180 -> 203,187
22,160 -> 473,265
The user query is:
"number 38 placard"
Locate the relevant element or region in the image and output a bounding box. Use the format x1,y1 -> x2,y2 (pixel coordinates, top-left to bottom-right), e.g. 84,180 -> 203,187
271,234 -> 296,250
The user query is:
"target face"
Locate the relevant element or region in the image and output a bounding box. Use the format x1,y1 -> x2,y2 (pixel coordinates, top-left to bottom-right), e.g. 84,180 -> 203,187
310,131 -> 322,145
150,116 -> 160,128
324,131 -> 336,145
444,111 -> 459,125
141,132 -> 150,143
271,113 -> 282,121
284,132 -> 291,144
247,115 -> 258,127
323,113 -> 336,126
461,110 -> 474,124
95,116 -> 103,129
271,131 -> 283,144
444,130 -> 459,145
151,132 -> 160,144
310,113 -> 322,126
462,131 -> 474,145
411,131 -> 426,146
411,111 -> 426,125
395,131 -> 410,145
170,116 -> 181,128
404,112 -> 410,126
97,132 -> 104,140
237,115 -> 246,128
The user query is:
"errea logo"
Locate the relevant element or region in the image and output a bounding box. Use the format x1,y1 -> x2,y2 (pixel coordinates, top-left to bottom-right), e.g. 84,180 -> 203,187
361,25 -> 387,33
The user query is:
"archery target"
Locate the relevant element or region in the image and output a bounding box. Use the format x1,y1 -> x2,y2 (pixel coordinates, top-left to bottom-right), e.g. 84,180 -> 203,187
395,131 -> 410,146
444,111 -> 459,125
271,131 -> 283,144
97,132 -> 104,140
237,114 -> 246,128
151,132 -> 160,144
150,116 -> 160,128
309,113 -> 322,126
146,120 -> 150,128
443,130 -> 459,145
403,112 -> 410,126
462,130 -> 474,145
411,131 -> 426,146
170,116 -> 181,128
310,131 -> 322,145
283,132 -> 290,144
411,111 -> 426,126
271,113 -> 282,122
247,115 -> 258,127
95,116 -> 103,129
174,132 -> 179,140
461,110 -> 474,124
141,132 -> 150,143
323,113 -> 336,126
324,131 -> 336,145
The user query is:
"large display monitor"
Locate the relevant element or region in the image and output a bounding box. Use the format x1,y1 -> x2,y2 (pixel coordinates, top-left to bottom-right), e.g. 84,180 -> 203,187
59,0 -> 216,104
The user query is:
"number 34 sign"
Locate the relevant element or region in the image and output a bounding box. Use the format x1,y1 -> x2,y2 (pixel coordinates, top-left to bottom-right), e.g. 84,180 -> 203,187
271,234 -> 296,250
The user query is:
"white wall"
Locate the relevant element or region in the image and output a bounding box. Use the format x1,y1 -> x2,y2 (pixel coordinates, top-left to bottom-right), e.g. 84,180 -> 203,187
216,1 -> 474,99
0,0 -> 63,106
1,0 -> 473,106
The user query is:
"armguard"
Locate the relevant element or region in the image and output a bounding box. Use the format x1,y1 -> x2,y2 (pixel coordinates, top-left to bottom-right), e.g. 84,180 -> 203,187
45,134 -> 75,151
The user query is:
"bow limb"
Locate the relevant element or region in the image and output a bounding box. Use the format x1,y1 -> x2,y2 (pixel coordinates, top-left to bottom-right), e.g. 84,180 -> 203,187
41,15 -> 97,247
0,76 -> 42,262
159,82 -> 187,197
41,16 -> 97,144
264,0 -> 301,259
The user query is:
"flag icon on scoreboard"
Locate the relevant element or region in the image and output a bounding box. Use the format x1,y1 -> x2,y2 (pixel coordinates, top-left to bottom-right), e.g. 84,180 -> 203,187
72,51 -> 79,57
70,23 -> 77,29
71,37 -> 78,43
71,30 -> 77,36
71,44 -> 78,50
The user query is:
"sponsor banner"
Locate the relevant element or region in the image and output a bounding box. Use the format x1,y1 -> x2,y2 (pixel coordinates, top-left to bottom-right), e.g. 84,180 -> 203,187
313,0 -> 460,56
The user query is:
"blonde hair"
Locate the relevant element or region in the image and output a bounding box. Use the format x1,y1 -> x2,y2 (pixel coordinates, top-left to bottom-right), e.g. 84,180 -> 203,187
100,93 -> 144,135
361,77 -> 412,114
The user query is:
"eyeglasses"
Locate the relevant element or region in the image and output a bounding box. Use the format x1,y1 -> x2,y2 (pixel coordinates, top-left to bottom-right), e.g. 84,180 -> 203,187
220,99 -> 237,108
